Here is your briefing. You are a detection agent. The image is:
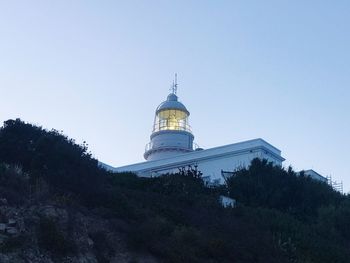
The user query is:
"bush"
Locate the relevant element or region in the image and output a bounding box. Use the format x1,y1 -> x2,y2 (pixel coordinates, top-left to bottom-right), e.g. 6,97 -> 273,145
0,164 -> 29,204
0,119 -> 106,204
1,119 -> 349,262
0,235 -> 27,253
226,159 -> 342,218
90,231 -> 115,263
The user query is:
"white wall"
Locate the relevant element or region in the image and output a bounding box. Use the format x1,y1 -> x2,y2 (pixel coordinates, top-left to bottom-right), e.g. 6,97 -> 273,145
147,148 -> 282,183
109,138 -> 285,184
146,130 -> 194,161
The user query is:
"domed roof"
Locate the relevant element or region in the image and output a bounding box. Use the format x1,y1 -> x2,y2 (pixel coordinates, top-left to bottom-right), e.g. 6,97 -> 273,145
156,93 -> 189,115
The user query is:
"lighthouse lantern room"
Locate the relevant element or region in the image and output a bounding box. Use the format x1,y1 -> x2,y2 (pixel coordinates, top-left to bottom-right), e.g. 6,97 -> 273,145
144,77 -> 195,161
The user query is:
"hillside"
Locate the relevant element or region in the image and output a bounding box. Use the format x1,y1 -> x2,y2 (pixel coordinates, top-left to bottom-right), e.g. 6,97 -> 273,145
0,119 -> 349,263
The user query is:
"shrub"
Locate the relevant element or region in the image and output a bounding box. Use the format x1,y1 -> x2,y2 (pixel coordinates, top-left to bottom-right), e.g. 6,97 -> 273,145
0,164 -> 29,204
0,235 -> 27,253
90,231 -> 115,263
226,158 -> 342,218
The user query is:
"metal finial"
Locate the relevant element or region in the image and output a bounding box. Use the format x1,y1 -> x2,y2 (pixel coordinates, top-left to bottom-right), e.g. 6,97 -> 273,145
169,73 -> 178,95
171,73 -> 178,95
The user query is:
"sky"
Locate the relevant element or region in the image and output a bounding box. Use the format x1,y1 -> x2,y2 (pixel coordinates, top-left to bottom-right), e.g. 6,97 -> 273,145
0,1 -> 349,192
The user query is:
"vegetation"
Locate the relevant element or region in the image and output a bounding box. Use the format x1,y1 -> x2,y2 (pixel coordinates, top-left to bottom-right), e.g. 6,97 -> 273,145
37,217 -> 76,256
0,119 -> 349,262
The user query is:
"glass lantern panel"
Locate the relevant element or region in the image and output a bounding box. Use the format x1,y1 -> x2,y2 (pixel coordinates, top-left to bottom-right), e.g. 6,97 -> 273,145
153,109 -> 190,132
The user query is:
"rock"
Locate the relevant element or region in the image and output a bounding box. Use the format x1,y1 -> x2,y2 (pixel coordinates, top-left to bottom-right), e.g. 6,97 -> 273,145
0,255 -> 11,263
6,227 -> 18,235
12,217 -> 25,233
74,252 -> 99,263
0,198 -> 7,205
39,206 -> 68,222
0,233 -> 7,243
8,219 -> 16,226
219,195 -> 236,208
0,223 -> 6,232
87,237 -> 94,247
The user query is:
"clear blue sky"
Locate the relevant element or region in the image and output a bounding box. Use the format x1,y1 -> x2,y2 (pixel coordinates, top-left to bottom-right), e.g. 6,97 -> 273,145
1,1 -> 349,191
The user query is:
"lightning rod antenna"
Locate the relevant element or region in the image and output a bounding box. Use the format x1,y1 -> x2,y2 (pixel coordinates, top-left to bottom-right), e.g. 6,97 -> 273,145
173,73 -> 178,95
170,73 -> 178,95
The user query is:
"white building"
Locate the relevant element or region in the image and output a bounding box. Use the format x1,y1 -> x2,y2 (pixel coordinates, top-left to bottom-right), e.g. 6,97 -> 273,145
300,170 -> 328,183
105,80 -> 286,184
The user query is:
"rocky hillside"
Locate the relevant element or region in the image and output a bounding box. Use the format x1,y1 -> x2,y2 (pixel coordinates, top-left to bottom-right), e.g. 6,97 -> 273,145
0,119 -> 349,263
0,165 -> 157,263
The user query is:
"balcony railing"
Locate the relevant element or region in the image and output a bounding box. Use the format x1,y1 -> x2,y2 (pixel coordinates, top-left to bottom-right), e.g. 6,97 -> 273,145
145,141 -> 200,152
152,123 -> 192,133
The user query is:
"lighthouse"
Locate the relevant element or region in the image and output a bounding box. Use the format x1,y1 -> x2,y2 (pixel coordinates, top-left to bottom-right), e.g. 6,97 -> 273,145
108,76 -> 286,184
105,76 -> 328,186
144,76 -> 195,161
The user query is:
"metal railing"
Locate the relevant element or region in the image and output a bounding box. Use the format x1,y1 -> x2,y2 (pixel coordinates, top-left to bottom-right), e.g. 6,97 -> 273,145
145,141 -> 200,152
152,123 -> 192,133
